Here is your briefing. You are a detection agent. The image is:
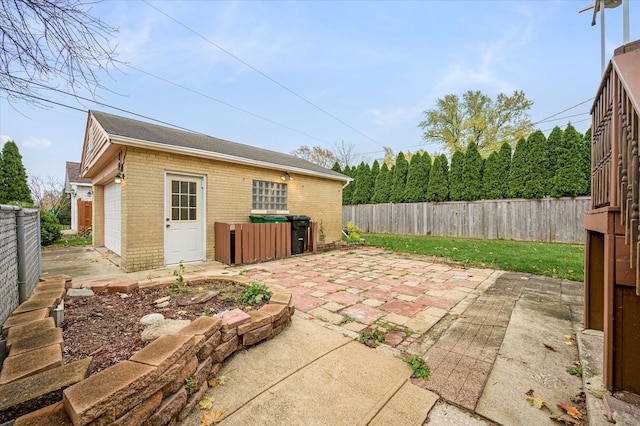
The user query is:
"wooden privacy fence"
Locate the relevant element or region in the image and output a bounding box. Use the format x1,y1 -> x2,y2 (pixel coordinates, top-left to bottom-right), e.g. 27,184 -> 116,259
343,197 -> 591,244
214,221 -> 318,265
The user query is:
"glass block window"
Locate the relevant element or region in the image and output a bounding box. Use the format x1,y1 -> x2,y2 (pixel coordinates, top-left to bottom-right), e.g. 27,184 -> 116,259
171,180 -> 197,221
252,180 -> 287,211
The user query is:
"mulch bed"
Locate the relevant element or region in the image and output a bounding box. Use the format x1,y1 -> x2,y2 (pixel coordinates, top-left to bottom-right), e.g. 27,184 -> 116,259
62,279 -> 258,373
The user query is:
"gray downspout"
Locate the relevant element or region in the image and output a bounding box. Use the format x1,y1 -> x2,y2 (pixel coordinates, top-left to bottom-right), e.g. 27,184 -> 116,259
16,207 -> 27,303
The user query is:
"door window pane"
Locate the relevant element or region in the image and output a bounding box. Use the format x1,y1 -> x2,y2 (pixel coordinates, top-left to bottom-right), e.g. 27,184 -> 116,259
171,179 -> 198,221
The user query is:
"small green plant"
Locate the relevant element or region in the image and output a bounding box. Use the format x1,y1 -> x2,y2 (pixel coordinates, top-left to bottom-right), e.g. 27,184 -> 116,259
340,315 -> 355,325
567,365 -> 583,377
319,220 -> 326,243
404,354 -> 430,380
343,221 -> 362,243
200,309 -> 212,317
172,260 -> 186,289
241,282 -> 271,305
185,376 -> 195,389
359,327 -> 386,346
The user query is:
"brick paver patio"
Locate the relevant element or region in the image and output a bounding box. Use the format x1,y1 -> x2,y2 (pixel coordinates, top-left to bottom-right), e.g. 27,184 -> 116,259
240,247 -> 501,350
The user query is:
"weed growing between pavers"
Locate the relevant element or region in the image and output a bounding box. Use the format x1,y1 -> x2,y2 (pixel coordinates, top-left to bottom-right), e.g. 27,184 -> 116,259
403,354 -> 430,381
359,327 -> 386,347
340,315 -> 355,325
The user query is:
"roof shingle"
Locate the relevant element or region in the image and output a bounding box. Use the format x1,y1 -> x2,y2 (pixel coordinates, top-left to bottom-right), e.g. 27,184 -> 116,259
90,110 -> 348,181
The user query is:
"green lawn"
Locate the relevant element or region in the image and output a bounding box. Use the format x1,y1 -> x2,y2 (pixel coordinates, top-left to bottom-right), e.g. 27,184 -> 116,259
45,232 -> 92,249
362,233 -> 584,282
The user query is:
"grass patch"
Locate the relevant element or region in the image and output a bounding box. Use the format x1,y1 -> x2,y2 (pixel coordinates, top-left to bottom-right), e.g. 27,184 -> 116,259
45,232 -> 92,248
363,233 -> 584,282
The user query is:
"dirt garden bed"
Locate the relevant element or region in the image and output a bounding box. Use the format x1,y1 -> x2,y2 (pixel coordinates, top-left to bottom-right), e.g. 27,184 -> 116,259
62,279 -> 267,373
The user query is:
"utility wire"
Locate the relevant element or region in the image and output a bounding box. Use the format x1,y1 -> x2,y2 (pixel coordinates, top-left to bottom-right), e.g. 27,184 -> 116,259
3,73 -> 219,135
126,64 -> 332,144
532,98 -> 594,125
3,88 -> 86,112
143,0 -> 383,147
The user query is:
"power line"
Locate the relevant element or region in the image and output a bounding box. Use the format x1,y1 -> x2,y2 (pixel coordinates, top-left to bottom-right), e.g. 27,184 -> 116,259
126,64 -> 332,144
2,88 -> 86,112
532,98 -> 594,125
536,112 -> 590,124
2,74 -> 211,135
142,0 -> 384,147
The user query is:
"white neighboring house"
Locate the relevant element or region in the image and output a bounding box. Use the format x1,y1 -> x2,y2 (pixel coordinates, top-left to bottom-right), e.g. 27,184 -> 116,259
65,161 -> 93,232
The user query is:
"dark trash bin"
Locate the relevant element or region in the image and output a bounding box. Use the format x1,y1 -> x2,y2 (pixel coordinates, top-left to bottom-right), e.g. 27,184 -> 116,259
286,215 -> 310,255
230,230 -> 236,264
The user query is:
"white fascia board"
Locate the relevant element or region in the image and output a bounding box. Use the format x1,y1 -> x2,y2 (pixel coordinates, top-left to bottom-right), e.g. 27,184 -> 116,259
111,135 -> 351,183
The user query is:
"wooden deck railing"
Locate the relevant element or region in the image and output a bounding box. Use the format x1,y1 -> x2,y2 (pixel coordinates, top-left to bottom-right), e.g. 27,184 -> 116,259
214,221 -> 318,266
591,44 -> 640,292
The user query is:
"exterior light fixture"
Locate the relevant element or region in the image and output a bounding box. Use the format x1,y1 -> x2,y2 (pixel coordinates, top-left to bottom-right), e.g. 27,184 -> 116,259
87,190 -> 93,197
114,173 -> 124,184
70,188 -> 77,197
281,172 -> 293,181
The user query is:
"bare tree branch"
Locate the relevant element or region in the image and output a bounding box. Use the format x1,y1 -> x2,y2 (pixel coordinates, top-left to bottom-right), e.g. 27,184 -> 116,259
0,0 -> 119,107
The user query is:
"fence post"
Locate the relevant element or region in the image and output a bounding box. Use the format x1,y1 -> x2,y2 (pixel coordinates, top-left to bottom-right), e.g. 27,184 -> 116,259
16,207 -> 27,303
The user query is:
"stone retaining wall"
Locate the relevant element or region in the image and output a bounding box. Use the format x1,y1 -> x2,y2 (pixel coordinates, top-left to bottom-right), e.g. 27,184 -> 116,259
0,275 -> 294,425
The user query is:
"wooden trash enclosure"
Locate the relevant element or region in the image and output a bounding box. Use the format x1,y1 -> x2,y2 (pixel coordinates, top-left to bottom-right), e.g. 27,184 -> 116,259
214,221 -> 317,266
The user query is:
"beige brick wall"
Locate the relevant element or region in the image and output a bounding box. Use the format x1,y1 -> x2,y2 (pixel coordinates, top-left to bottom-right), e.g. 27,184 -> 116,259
92,185 -> 104,247
105,147 -> 344,272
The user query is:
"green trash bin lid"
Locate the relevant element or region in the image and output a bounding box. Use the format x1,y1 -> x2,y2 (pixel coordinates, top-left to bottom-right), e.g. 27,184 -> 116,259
249,215 -> 265,223
263,215 -> 288,223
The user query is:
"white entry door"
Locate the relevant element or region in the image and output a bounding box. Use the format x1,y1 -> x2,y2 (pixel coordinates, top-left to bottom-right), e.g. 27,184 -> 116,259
165,174 -> 205,265
104,182 -> 121,255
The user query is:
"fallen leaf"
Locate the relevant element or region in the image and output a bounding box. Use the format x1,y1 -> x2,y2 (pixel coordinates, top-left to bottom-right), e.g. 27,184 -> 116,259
67,261 -> 73,264
573,360 -> 581,366
564,335 -> 575,340
544,344 -> 557,352
525,396 -> 547,409
198,396 -> 215,410
557,403 -> 583,420
201,410 -> 224,426
564,341 -> 575,346
549,413 -> 578,425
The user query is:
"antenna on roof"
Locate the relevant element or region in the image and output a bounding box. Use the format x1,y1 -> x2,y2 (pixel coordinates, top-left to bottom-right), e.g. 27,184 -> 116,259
580,0 -> 630,74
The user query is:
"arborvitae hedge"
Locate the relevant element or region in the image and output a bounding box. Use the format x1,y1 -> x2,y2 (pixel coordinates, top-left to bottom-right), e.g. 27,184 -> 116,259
546,126 -> 563,191
461,142 -> 483,201
426,154 -> 449,201
0,141 -> 32,205
371,160 -> 380,187
581,128 -> 592,195
496,142 -> 512,198
391,152 -> 409,203
523,130 -> 547,199
372,163 -> 390,203
482,151 -> 502,199
342,165 -> 354,205
449,150 -> 464,201
509,137 -> 528,198
551,123 -> 586,197
351,162 -> 373,204
404,152 -> 431,202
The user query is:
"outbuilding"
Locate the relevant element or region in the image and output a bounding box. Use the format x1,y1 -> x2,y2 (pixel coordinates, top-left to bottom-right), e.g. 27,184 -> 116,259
80,110 -> 350,272
64,161 -> 93,233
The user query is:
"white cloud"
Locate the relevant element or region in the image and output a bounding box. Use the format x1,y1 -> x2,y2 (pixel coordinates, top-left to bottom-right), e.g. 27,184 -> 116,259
22,138 -> 52,149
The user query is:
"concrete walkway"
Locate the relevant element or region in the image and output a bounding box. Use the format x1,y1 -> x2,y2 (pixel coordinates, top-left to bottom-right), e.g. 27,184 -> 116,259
42,245 -> 610,425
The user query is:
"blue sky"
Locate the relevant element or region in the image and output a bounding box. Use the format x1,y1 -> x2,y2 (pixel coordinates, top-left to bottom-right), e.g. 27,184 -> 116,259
1,0 -> 638,183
